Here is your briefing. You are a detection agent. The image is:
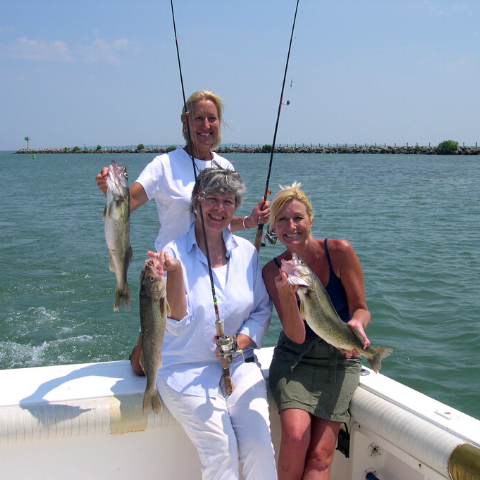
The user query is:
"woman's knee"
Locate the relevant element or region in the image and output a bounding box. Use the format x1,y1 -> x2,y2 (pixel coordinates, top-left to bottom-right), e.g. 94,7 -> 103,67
280,411 -> 311,449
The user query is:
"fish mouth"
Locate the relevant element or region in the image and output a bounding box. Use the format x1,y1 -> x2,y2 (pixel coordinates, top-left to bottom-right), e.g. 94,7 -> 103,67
144,259 -> 164,279
281,255 -> 311,288
106,161 -> 128,194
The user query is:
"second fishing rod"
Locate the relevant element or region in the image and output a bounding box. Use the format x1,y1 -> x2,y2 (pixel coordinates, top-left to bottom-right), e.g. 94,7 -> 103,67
254,0 -> 300,253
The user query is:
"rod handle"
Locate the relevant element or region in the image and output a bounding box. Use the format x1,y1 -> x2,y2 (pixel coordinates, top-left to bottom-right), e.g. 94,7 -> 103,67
220,357 -> 234,394
254,224 -> 265,253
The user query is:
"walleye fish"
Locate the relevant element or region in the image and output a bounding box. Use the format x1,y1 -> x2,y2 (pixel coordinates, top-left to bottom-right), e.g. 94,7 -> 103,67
103,161 -> 133,311
139,260 -> 170,415
281,253 -> 392,373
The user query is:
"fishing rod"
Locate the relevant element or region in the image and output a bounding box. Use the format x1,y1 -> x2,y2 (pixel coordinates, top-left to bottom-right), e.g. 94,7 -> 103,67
254,0 -> 300,253
169,0 -> 237,394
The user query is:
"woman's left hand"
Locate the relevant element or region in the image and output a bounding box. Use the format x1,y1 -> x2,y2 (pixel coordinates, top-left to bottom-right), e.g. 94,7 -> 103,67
340,319 -> 370,358
245,198 -> 270,228
213,333 -> 252,359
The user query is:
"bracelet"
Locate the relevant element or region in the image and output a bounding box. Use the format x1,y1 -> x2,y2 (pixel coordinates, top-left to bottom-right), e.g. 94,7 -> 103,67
243,216 -> 249,230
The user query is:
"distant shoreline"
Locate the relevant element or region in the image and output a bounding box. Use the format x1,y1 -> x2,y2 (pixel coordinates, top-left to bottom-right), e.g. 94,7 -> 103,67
13,145 -> 480,155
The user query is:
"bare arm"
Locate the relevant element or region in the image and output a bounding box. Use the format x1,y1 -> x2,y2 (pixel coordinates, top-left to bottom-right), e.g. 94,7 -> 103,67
263,260 -> 306,344
95,167 -> 148,212
230,198 -> 270,232
330,239 -> 371,354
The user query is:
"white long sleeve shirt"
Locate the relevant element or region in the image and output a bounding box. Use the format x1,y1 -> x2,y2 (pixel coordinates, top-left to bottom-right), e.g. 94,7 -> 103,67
158,223 -> 272,398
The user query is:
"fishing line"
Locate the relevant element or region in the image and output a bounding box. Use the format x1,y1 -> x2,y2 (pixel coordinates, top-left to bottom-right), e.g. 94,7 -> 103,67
254,0 -> 300,252
170,1 -> 235,393
169,0 -> 219,322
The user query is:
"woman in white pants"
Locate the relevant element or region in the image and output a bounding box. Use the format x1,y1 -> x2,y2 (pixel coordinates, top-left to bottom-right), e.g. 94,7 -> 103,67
131,167 -> 277,480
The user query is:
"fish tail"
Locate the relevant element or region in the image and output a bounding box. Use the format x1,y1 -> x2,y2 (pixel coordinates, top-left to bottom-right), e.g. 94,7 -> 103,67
366,347 -> 393,373
142,389 -> 162,415
114,283 -> 131,311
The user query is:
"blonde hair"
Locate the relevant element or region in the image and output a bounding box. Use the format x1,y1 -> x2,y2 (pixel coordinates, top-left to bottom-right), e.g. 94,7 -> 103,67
181,90 -> 224,150
269,182 -> 314,229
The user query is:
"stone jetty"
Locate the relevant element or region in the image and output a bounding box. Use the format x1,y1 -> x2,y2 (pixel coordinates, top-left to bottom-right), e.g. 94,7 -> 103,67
14,145 -> 480,155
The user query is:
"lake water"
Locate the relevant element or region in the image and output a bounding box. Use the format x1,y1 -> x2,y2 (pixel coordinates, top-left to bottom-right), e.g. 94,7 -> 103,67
1,151 -> 479,419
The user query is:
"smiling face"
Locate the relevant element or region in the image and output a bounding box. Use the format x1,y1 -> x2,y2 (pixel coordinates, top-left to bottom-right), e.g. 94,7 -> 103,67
274,199 -> 313,248
199,192 -> 236,232
183,99 -> 220,160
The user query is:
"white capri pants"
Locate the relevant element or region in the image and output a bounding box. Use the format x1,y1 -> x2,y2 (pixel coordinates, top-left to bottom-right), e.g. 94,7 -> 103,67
157,366 -> 277,480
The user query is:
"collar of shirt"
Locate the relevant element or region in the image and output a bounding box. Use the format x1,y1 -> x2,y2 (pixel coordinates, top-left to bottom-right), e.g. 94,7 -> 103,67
186,221 -> 239,263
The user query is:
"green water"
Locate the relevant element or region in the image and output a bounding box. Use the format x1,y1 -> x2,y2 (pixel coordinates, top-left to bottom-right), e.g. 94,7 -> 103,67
1,151 -> 479,419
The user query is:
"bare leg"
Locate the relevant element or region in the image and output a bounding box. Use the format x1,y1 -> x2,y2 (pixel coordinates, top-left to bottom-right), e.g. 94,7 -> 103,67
277,408 -> 312,480
303,418 -> 340,480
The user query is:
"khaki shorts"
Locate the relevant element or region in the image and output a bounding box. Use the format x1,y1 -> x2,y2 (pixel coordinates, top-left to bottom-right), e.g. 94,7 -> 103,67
269,332 -> 361,423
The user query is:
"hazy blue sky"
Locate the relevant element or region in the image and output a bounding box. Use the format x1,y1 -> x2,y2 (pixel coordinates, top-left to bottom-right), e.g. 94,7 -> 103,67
1,0 -> 479,150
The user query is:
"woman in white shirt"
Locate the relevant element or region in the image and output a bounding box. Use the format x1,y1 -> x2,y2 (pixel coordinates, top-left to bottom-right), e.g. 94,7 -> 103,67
130,167 -> 277,480
95,90 -> 269,251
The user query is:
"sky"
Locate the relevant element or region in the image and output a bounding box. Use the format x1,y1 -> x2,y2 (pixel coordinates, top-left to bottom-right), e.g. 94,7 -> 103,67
1,0 -> 479,151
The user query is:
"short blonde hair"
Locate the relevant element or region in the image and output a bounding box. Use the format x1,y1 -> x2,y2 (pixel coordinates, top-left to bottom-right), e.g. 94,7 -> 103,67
181,90 -> 224,150
269,182 -> 314,229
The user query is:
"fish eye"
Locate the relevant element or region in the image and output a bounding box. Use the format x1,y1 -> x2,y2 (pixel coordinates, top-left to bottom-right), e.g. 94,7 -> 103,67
149,276 -> 155,281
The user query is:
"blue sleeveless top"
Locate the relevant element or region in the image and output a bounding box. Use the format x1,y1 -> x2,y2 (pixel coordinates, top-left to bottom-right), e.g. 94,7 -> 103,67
274,238 -> 350,338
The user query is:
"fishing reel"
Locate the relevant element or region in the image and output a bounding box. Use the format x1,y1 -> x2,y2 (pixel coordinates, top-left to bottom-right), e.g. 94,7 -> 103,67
216,334 -> 242,364
261,226 -> 278,247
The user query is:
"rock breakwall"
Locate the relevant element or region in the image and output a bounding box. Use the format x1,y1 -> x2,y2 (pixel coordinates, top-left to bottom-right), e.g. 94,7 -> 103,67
14,145 -> 480,155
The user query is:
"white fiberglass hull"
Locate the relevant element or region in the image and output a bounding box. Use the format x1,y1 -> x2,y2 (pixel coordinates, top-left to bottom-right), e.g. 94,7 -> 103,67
0,347 -> 479,480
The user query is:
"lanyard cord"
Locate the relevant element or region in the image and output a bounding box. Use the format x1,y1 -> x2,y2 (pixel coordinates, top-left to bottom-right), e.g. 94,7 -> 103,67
254,0 -> 300,252
169,0 -> 222,327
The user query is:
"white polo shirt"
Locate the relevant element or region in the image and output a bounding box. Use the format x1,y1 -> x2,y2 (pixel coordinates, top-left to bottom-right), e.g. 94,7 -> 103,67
136,148 -> 234,251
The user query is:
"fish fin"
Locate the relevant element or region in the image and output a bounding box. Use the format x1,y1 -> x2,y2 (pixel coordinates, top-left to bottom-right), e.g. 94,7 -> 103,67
287,275 -> 310,287
366,347 -> 393,373
104,202 -> 113,219
127,245 -> 133,268
347,324 -> 365,343
159,295 -> 171,317
114,283 -> 131,311
108,252 -> 116,273
142,390 -> 162,415
139,348 -> 144,371
299,300 -> 305,319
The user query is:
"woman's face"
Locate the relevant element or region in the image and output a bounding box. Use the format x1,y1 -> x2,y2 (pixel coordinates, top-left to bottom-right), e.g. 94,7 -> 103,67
184,99 -> 220,157
199,192 -> 236,232
273,199 -> 312,247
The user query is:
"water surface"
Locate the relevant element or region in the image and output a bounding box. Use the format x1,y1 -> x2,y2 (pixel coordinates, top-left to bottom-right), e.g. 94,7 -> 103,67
1,151 -> 479,418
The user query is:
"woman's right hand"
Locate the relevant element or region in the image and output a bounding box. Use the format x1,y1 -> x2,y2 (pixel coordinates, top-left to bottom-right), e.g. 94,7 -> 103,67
275,268 -> 299,297
147,250 -> 182,274
95,167 -> 109,195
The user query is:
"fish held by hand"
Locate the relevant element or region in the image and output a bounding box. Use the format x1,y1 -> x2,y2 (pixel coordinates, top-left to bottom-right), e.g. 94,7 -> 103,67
281,253 -> 392,373
139,259 -> 170,415
103,161 -> 132,311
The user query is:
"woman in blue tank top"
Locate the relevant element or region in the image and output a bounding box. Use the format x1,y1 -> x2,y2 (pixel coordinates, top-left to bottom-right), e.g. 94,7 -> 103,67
263,182 -> 372,480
